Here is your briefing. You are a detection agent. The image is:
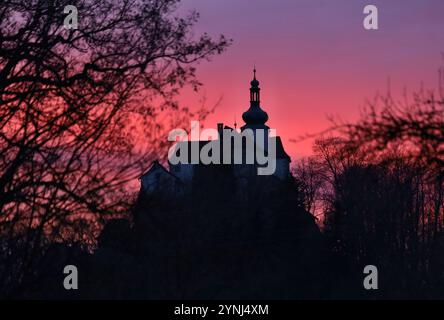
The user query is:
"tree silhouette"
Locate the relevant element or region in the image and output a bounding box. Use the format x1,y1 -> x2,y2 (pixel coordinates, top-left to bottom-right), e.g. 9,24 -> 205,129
307,84 -> 444,297
0,0 -> 229,297
335,89 -> 444,171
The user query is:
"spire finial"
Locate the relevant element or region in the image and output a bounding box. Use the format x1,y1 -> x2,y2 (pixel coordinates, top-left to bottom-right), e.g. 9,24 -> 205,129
250,65 -> 259,89
243,69 -> 268,129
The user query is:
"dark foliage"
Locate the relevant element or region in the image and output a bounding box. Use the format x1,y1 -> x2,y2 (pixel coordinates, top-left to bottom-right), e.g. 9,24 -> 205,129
21,178 -> 324,299
0,0 -> 229,297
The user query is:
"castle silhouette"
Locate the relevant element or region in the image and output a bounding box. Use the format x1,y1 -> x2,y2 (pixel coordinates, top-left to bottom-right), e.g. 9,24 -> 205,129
140,69 -> 291,199
23,71 -> 324,300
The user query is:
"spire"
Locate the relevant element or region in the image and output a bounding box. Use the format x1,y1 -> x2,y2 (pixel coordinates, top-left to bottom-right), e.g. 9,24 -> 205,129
242,68 -> 269,130
250,67 -> 260,105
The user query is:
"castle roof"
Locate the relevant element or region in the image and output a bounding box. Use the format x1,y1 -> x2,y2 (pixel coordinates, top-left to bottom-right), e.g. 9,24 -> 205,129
141,160 -> 182,181
168,133 -> 290,165
242,68 -> 269,129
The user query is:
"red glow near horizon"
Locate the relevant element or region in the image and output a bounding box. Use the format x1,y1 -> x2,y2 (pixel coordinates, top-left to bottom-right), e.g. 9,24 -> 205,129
174,0 -> 444,162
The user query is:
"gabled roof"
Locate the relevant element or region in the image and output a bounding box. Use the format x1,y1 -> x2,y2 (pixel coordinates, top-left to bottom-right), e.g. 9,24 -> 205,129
141,160 -> 182,182
272,136 -> 291,161
168,132 -> 291,164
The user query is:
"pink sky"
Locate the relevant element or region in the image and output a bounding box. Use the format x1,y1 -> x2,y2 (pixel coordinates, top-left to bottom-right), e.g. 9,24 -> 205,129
177,0 -> 444,160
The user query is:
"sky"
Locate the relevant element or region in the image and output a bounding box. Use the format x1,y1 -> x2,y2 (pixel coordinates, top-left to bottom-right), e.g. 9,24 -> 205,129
177,0 -> 444,160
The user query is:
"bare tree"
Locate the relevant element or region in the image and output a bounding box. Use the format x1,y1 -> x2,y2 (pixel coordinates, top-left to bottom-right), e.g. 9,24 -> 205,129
309,81 -> 444,295
335,89 -> 444,170
332,81 -> 444,256
0,0 -> 229,296
292,157 -> 327,217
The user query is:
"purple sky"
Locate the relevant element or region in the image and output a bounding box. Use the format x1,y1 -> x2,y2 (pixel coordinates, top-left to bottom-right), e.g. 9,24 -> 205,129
177,0 -> 444,158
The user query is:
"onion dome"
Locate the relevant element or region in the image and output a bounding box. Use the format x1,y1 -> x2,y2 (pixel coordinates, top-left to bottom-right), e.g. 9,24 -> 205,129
242,68 -> 269,127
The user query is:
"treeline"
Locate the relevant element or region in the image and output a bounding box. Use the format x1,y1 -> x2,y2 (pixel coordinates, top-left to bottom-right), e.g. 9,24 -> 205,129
0,0 -> 229,298
294,91 -> 444,298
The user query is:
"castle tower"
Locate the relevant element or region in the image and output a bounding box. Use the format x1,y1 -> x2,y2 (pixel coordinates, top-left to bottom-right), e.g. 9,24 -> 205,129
241,68 -> 270,134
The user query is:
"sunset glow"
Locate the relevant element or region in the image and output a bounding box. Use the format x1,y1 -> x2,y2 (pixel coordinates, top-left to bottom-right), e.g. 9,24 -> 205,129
178,0 -> 444,160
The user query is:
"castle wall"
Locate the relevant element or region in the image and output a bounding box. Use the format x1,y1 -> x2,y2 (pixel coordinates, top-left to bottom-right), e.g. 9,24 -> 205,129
141,166 -> 181,198
274,159 -> 291,180
170,163 -> 194,184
